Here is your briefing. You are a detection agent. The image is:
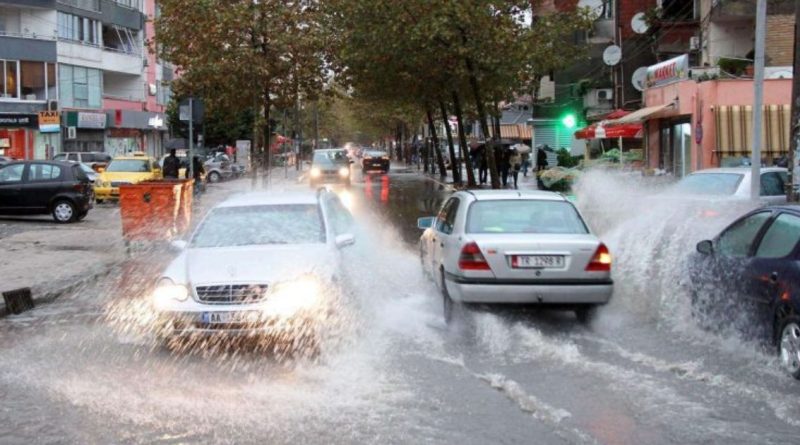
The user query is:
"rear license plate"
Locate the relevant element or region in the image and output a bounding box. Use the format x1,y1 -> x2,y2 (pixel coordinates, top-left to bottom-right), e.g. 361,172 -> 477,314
201,311 -> 257,324
513,255 -> 565,269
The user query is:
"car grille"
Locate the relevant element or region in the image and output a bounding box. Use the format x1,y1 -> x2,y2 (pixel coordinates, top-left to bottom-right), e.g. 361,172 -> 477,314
110,181 -> 131,187
194,284 -> 268,305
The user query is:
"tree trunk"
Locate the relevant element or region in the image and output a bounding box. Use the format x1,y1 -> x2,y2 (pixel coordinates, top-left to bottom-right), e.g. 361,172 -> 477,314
262,93 -> 271,189
452,92 -> 475,187
439,101 -> 461,185
426,107 -> 447,177
423,135 -> 429,173
465,57 -> 499,188
251,99 -> 260,189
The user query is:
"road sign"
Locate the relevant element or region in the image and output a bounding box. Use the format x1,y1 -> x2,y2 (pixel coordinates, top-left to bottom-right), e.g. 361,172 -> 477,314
37,111 -> 60,133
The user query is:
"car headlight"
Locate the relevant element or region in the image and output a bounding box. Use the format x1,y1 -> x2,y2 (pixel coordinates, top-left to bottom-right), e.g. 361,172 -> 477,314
310,167 -> 321,178
152,277 -> 189,309
266,277 -> 322,317
338,166 -> 350,177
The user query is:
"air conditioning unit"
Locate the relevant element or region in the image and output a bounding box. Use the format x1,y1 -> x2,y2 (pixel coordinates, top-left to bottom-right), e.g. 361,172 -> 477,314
148,83 -> 157,96
596,89 -> 613,101
689,36 -> 700,51
47,100 -> 59,111
67,127 -> 77,139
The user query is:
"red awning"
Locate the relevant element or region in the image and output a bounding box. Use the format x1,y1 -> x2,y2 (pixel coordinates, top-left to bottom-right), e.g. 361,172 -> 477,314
574,122 -> 643,140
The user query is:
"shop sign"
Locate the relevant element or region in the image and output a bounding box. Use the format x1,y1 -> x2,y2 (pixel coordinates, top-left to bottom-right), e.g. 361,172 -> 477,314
38,111 -> 60,133
646,54 -> 689,89
0,114 -> 38,128
77,112 -> 107,129
148,115 -> 164,128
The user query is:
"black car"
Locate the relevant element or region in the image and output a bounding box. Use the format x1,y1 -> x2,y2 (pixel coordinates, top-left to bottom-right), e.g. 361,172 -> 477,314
689,205 -> 800,378
361,149 -> 390,174
309,149 -> 352,187
0,161 -> 94,223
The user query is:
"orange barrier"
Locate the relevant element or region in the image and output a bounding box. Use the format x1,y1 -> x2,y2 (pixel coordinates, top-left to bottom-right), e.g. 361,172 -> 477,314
119,180 -> 193,242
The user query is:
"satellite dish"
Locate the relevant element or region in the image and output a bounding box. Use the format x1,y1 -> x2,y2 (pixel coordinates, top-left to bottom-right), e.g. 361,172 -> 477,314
632,67 -> 648,92
631,12 -> 649,34
603,45 -> 622,66
577,0 -> 604,20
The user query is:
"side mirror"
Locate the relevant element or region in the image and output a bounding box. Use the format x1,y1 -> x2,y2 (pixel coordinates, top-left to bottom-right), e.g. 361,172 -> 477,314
335,233 -> 356,249
417,216 -> 435,230
171,240 -> 188,250
696,240 -> 713,255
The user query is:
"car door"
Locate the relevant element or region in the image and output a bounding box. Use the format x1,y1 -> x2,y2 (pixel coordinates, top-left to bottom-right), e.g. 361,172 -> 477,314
26,163 -> 65,210
702,210 -> 774,325
760,172 -> 787,205
432,197 -> 460,276
746,212 -> 800,338
0,163 -> 27,211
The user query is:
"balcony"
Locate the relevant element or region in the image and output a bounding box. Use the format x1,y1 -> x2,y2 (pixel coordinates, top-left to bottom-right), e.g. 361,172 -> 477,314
102,46 -> 143,76
0,31 -> 58,63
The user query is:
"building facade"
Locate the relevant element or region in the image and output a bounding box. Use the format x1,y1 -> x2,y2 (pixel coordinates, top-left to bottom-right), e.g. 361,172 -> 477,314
0,0 -> 172,160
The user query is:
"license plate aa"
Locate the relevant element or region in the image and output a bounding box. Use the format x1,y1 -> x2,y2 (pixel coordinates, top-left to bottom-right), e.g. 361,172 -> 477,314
514,255 -> 565,268
201,311 -> 255,324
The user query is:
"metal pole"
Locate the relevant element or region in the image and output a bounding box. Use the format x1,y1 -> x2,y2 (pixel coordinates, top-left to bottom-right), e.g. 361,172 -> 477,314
188,97 -> 194,179
788,0 -> 800,202
751,0 -> 767,200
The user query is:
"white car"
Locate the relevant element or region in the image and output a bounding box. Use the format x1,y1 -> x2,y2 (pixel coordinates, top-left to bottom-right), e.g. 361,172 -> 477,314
151,189 -> 356,348
418,190 -> 613,323
670,167 -> 790,204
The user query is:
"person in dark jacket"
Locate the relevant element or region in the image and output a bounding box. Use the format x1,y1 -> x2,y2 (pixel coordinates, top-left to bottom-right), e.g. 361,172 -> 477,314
163,149 -> 180,179
497,147 -> 510,188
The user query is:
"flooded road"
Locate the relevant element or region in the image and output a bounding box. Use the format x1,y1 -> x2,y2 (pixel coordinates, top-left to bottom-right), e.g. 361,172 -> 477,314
1,169 -> 799,444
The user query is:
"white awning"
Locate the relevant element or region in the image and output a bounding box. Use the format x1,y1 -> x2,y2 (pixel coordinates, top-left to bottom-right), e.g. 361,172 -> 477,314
606,103 -> 675,125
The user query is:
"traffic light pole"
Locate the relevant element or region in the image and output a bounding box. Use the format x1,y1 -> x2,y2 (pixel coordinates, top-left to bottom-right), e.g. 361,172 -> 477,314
188,97 -> 194,179
788,0 -> 800,202
751,0 -> 766,201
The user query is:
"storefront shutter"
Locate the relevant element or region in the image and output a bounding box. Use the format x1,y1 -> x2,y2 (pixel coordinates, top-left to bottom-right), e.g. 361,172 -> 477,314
714,105 -> 790,160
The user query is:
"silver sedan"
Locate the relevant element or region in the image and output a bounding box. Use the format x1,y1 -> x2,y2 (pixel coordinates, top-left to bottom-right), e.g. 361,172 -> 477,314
418,190 -> 613,323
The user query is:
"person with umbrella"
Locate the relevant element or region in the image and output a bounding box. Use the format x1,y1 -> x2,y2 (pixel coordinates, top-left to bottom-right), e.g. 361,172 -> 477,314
509,148 -> 522,189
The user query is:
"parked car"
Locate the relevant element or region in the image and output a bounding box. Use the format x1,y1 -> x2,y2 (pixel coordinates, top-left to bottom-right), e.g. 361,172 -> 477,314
94,152 -> 162,202
309,148 -> 352,188
418,190 -> 613,323
150,189 -> 356,350
670,167 -> 789,205
0,156 -> 13,167
0,161 -> 94,223
361,150 -> 390,174
204,153 -> 239,183
689,205 -> 800,379
52,152 -> 112,171
78,162 -> 100,183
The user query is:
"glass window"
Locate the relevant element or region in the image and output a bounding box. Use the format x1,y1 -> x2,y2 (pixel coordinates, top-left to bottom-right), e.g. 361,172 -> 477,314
28,164 -> 62,182
760,172 -> 785,196
436,198 -> 459,234
20,61 -> 45,101
717,212 -> 772,257
673,173 -> 743,195
467,200 -> 589,234
106,159 -> 149,172
755,213 -> 800,258
46,63 -> 56,101
191,205 -> 326,247
4,60 -> 18,99
59,64 -> 101,109
0,164 -> 24,183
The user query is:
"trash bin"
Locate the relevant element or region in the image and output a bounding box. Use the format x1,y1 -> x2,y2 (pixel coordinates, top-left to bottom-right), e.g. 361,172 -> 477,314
119,179 -> 194,242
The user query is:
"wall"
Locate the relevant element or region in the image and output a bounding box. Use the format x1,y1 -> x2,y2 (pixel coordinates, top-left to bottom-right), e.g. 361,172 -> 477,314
21,9 -> 57,37
707,19 -> 753,64
644,78 -> 792,170
103,71 -> 143,102
765,14 -> 795,67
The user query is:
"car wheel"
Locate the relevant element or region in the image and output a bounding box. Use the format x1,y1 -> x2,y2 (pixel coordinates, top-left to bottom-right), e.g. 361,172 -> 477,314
208,171 -> 221,183
778,316 -> 800,380
575,305 -> 598,324
52,200 -> 76,223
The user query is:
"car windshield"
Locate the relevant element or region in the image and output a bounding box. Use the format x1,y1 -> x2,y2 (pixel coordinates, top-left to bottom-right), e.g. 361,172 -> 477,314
365,151 -> 387,157
466,200 -> 588,234
191,204 -> 325,247
53,154 -> 67,161
106,159 -> 150,173
313,150 -> 348,166
672,173 -> 743,195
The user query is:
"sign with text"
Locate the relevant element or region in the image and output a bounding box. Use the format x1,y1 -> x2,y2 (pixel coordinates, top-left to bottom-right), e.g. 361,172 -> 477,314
646,54 -> 689,89
38,111 -> 60,133
77,112 -> 106,129
0,114 -> 38,128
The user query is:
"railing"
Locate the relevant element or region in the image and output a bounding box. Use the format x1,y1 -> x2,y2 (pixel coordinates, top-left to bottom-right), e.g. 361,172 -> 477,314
0,30 -> 57,41
112,0 -> 141,10
57,0 -> 100,12
103,45 -> 142,56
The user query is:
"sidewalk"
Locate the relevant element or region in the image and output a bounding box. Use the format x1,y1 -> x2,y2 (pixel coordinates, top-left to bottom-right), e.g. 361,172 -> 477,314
0,172 -> 299,317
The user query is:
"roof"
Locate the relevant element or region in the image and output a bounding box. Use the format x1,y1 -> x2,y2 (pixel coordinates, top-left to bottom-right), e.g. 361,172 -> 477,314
690,167 -> 788,174
460,189 -> 566,202
217,191 -> 320,208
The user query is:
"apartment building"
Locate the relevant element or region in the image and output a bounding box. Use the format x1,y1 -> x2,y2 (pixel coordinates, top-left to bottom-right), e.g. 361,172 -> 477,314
0,0 -> 172,160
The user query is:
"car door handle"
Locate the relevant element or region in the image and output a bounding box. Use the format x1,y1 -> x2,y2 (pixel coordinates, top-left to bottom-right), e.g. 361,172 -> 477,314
770,272 -> 779,283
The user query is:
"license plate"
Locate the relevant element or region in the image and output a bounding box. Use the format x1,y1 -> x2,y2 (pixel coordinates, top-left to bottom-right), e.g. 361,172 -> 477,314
513,255 -> 565,269
201,311 -> 257,324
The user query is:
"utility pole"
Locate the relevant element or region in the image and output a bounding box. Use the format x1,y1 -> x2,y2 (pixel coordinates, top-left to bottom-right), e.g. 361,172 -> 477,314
788,0 -> 800,202
751,0 -> 767,200
188,97 -> 194,179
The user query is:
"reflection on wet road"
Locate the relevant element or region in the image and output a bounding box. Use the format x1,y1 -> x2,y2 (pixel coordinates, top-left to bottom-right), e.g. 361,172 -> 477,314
1,169 -> 799,445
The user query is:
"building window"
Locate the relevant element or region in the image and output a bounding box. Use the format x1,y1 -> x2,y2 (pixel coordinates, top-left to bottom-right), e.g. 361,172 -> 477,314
660,0 -> 697,22
59,64 -> 102,109
2,60 -> 17,99
115,0 -> 139,9
102,24 -> 140,54
57,0 -> 100,12
57,11 -> 100,46
0,60 -> 56,101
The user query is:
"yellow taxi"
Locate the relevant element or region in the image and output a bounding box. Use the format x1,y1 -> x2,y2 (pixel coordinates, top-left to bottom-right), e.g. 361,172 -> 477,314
95,152 -> 162,201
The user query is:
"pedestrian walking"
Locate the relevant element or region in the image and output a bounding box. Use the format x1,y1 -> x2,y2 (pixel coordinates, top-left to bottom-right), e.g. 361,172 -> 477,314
477,146 -> 488,185
521,153 -> 530,177
509,149 -> 522,189
163,149 -> 180,179
497,147 -> 510,188
536,145 -> 549,189
188,155 -> 205,195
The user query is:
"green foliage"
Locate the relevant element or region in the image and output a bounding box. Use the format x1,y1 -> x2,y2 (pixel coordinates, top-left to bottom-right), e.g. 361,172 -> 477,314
556,148 -> 580,168
717,57 -> 750,76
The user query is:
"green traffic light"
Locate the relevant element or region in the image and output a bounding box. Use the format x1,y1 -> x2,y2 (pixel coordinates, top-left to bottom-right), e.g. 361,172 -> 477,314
562,114 -> 576,129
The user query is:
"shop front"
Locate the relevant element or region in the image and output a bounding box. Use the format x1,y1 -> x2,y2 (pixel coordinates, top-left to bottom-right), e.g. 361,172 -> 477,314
62,111 -> 107,153
0,113 -> 38,159
106,110 -> 167,158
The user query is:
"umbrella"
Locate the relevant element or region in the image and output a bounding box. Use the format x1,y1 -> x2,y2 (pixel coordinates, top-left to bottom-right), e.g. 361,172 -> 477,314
511,143 -> 531,154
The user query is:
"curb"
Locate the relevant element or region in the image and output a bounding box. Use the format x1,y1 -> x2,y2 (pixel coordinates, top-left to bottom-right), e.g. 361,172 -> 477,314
0,260 -> 121,319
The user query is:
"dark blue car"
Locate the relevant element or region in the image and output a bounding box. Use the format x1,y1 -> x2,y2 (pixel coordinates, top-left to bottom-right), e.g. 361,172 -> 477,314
690,205 -> 800,379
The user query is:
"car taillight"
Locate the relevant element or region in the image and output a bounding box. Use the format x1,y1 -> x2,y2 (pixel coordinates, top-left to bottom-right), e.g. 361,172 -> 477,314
459,242 -> 490,271
73,183 -> 86,193
586,243 -> 612,272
